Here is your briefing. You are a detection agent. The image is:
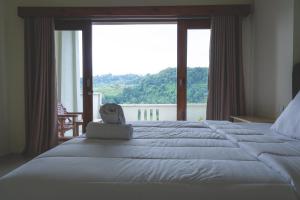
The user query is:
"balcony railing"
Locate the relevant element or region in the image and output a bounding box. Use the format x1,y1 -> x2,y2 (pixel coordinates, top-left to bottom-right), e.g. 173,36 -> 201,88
119,103 -> 206,121
62,94 -> 207,139
79,93 -> 206,121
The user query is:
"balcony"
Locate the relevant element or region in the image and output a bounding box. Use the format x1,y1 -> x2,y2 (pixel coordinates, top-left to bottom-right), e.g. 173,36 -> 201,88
60,93 -> 206,139
120,103 -> 206,121
78,93 -> 207,121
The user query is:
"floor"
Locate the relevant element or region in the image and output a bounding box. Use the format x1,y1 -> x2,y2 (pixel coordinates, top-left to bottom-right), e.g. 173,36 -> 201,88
0,154 -> 31,178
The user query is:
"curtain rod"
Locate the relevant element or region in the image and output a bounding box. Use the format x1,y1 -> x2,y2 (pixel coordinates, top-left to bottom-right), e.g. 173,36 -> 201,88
18,5 -> 252,18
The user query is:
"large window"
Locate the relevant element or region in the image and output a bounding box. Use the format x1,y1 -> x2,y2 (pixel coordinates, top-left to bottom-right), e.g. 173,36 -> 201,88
55,30 -> 84,138
91,23 -> 210,122
186,29 -> 210,121
55,20 -> 211,138
92,24 -> 177,121
54,21 -> 92,140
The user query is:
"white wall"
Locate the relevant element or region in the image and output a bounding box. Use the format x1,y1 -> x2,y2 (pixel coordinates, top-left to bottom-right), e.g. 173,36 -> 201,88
0,0 -> 10,156
252,0 -> 294,117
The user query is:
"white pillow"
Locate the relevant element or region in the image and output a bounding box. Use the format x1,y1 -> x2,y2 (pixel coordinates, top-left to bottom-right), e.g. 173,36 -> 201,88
271,91 -> 300,139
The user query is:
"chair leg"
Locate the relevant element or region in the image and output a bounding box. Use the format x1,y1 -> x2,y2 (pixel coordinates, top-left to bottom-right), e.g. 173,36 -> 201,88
71,116 -> 77,137
73,126 -> 78,137
59,122 -> 65,138
76,127 -> 79,136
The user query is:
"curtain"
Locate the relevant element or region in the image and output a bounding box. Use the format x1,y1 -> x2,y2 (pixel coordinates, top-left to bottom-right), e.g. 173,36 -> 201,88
206,16 -> 246,120
24,17 -> 57,156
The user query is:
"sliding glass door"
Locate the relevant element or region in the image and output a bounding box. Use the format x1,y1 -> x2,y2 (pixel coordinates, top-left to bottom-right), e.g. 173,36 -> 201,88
54,19 -> 210,139
177,20 -> 211,120
186,29 -> 210,120
55,20 -> 92,139
92,23 -> 177,122
91,20 -> 210,122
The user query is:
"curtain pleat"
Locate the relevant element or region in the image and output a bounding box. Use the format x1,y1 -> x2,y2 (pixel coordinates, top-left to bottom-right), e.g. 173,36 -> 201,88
24,17 -> 58,156
206,16 -> 246,120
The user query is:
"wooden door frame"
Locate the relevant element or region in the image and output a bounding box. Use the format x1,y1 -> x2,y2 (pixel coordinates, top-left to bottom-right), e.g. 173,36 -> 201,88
177,19 -> 211,120
56,19 -> 211,122
55,20 -> 93,130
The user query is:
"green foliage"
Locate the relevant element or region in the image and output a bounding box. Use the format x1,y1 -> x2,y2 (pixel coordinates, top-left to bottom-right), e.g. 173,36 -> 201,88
90,67 -> 208,104
93,74 -> 141,86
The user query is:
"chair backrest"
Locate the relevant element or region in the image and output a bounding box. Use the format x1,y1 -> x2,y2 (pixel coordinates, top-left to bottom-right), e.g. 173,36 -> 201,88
57,103 -> 67,115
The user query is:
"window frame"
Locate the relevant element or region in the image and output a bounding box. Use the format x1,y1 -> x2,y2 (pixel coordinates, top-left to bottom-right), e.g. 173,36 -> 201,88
177,19 -> 211,120
55,20 -> 93,130
55,19 -> 210,123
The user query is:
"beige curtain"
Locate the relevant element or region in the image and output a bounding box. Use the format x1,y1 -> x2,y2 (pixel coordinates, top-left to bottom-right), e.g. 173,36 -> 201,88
24,17 -> 58,156
206,16 -> 246,120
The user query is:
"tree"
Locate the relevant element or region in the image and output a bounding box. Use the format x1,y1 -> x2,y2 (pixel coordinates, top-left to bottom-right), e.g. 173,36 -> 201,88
90,67 -> 208,104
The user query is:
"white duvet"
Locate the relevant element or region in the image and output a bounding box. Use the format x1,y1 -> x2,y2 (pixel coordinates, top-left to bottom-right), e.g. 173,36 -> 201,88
0,120 -> 299,200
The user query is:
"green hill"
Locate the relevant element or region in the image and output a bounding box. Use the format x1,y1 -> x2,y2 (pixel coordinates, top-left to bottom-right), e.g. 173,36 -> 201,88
92,67 -> 208,104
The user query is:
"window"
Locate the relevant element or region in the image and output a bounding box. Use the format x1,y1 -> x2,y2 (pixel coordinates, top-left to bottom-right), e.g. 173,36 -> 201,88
92,24 -> 177,121
54,19 -> 210,138
186,29 -> 211,121
54,21 -> 92,139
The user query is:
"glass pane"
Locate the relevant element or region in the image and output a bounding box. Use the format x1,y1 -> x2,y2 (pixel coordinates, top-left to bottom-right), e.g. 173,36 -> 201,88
187,29 -> 210,121
92,24 -> 177,121
55,30 -> 83,138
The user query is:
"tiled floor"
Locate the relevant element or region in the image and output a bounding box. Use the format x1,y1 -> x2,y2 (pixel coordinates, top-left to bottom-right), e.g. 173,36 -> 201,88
0,154 -> 31,177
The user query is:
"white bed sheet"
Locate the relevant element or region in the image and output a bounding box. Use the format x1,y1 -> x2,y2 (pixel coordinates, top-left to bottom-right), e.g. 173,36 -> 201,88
259,154 -> 300,197
0,120 -> 299,200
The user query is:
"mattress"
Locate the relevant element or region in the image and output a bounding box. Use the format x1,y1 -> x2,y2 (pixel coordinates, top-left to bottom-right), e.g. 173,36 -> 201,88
0,120 -> 299,200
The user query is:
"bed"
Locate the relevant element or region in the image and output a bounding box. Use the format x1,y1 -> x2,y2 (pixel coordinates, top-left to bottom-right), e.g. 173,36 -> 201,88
1,64 -> 300,200
0,120 -> 300,200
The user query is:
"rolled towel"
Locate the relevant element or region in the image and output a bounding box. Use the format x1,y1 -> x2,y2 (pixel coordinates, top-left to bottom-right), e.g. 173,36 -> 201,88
86,122 -> 133,140
99,103 -> 126,124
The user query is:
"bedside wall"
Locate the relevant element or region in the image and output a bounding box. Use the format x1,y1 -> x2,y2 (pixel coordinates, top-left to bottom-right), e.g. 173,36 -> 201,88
0,0 -> 10,156
252,0 -> 294,117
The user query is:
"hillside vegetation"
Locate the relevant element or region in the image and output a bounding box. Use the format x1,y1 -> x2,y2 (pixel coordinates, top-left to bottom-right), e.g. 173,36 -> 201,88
92,67 -> 208,104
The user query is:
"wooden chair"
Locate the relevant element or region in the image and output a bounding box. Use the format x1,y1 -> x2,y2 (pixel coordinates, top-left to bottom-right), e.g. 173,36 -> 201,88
57,103 -> 83,140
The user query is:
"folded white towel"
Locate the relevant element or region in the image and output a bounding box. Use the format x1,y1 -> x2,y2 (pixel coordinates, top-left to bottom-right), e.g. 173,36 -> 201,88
86,122 -> 133,140
99,103 -> 126,124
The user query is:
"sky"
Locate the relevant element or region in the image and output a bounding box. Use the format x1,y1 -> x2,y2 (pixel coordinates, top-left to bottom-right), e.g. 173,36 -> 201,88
92,24 -> 210,76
